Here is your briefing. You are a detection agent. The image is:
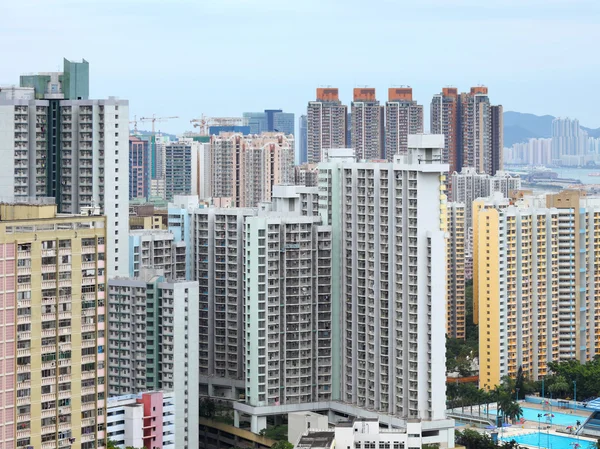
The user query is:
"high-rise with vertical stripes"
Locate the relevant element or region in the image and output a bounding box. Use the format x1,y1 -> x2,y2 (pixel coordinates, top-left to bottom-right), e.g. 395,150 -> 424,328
385,87 -> 423,160
351,88 -> 382,160
431,87 -> 503,178
307,88 -> 347,163
0,58 -> 129,277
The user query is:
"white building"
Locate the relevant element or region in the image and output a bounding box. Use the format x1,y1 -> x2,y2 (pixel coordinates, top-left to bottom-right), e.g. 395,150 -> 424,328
106,391 -> 176,449
243,186 -> 333,423
107,274 -> 199,449
192,206 -> 256,396
295,418 -> 455,449
0,64 -> 129,277
195,141 -> 211,199
319,135 -> 448,421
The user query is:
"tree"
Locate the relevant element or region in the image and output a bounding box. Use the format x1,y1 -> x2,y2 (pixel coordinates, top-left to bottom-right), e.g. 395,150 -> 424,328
271,441 -> 293,449
503,401 -> 523,423
548,375 -> 569,398
199,397 -> 217,418
456,429 -> 524,449
456,429 -> 495,449
260,425 -> 289,441
107,441 -> 117,449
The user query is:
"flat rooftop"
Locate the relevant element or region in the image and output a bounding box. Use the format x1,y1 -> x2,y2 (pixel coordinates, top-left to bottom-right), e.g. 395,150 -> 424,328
296,431 -> 334,449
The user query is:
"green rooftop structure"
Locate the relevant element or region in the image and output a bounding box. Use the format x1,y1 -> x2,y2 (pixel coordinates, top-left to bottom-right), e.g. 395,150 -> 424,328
19,58 -> 89,100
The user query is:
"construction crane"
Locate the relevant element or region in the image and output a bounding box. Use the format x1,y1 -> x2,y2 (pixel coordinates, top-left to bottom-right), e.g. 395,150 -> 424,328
129,115 -> 139,135
139,114 -> 179,135
190,115 -> 247,136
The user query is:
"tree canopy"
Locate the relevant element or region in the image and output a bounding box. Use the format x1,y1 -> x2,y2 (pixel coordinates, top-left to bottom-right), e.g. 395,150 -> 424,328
456,429 -> 524,449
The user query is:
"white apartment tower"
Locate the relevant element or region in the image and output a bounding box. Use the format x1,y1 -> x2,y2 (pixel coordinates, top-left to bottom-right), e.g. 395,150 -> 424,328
319,136 -> 448,420
0,59 -> 129,277
243,186 -> 333,415
385,87 -> 424,160
192,207 -> 257,384
107,273 -> 200,449
351,88 -> 382,160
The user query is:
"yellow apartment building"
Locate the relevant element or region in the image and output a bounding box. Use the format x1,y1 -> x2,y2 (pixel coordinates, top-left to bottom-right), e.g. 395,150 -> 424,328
0,201 -> 107,449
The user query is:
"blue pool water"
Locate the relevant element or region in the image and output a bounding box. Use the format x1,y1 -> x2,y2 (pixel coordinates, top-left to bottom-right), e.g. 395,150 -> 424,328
490,406 -> 588,426
502,432 -> 596,448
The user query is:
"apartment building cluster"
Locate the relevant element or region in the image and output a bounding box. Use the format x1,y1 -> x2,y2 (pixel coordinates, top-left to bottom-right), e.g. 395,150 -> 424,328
128,135 -> 211,202
190,137 -> 455,447
0,58 -> 201,449
211,132 -> 295,207
504,117 -> 600,167
306,87 -> 423,163
444,168 -> 522,339
303,86 -> 503,185
474,190 -> 600,389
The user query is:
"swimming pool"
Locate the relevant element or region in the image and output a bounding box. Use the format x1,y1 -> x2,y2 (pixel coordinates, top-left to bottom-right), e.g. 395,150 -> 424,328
490,406 -> 588,426
502,432 -> 596,448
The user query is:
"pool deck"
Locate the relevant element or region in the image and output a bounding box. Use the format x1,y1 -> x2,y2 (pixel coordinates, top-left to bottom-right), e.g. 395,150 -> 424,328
516,400 -> 592,419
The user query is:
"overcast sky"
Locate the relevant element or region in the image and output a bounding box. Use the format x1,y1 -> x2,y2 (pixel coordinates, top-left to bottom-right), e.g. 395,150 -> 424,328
1,0 -> 599,134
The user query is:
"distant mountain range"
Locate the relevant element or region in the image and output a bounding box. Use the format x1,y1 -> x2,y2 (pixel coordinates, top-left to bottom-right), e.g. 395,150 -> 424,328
504,111 -> 600,147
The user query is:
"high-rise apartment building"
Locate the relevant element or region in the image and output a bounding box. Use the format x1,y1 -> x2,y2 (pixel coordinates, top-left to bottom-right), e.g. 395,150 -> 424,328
446,202 -> 466,340
298,115 -> 308,164
129,136 -> 150,200
431,87 -> 503,178
451,167 -> 522,229
474,190 -> 600,389
490,105 -> 503,175
351,88 -> 382,160
319,135 -> 449,421
210,132 -> 294,207
129,229 -> 184,279
307,88 -> 347,163
0,58 -> 129,277
431,87 -> 460,173
504,138 -> 552,166
165,141 -> 193,201
451,168 -> 522,280
167,195 -> 199,281
385,87 -> 423,160
243,186 -> 333,423
551,117 -> 589,165
107,272 -> 199,449
0,200 -> 107,449
194,141 -> 211,199
193,207 -> 256,386
460,87 -> 490,173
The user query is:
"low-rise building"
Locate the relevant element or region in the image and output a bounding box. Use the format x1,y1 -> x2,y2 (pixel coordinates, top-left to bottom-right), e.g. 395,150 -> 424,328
295,418 -> 455,449
106,391 -> 175,449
